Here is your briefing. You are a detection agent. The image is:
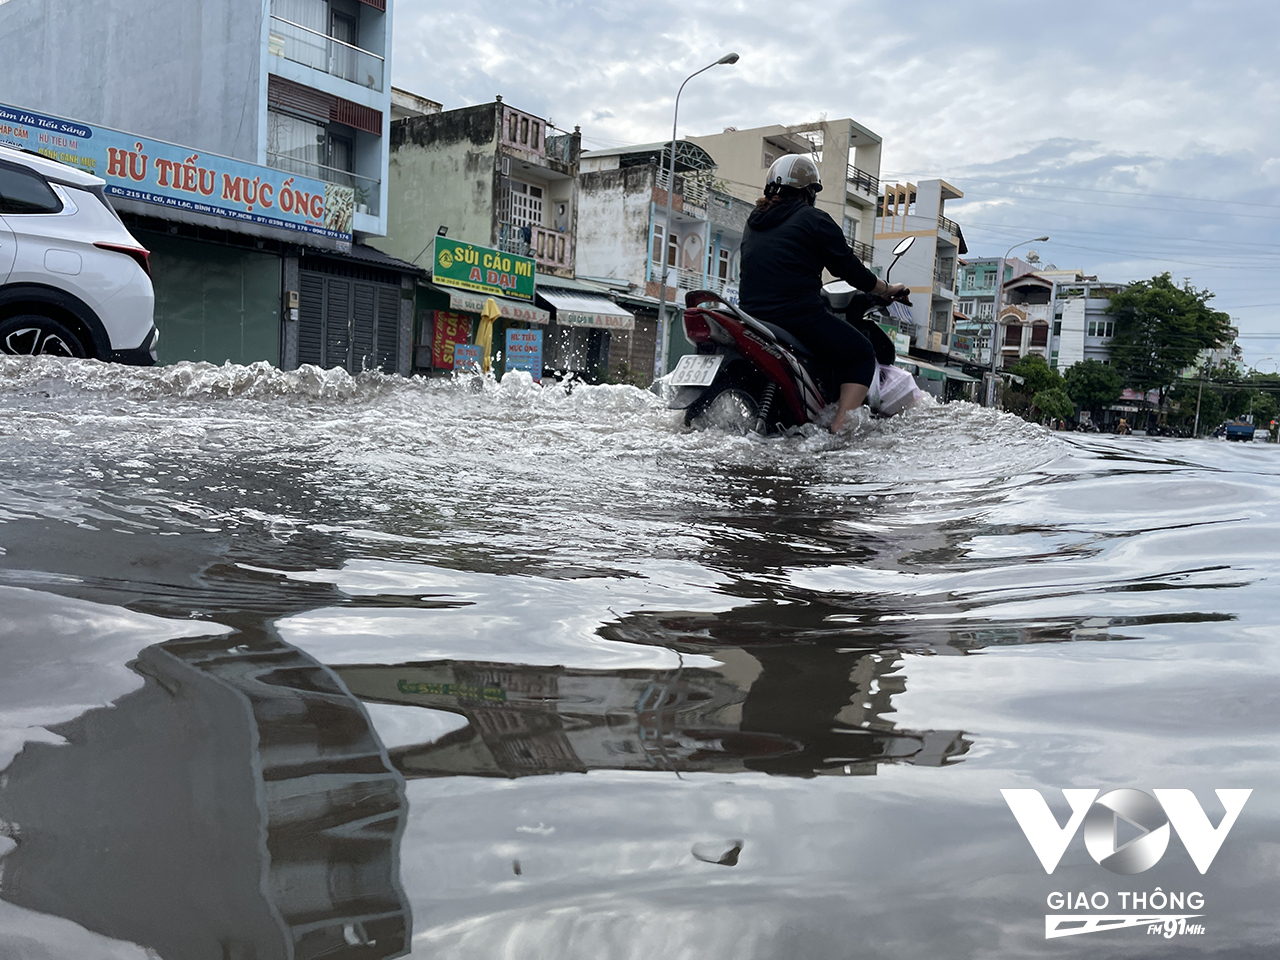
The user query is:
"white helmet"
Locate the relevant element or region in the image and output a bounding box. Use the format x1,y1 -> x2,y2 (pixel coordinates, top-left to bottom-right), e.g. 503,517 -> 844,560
764,154 -> 822,194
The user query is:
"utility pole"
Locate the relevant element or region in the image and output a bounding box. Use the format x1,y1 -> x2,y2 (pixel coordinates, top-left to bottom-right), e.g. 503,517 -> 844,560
653,53 -> 738,381
1193,363 -> 1206,437
985,237 -> 1048,407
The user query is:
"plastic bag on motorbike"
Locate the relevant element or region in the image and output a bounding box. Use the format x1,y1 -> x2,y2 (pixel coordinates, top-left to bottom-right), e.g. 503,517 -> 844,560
868,363 -> 923,417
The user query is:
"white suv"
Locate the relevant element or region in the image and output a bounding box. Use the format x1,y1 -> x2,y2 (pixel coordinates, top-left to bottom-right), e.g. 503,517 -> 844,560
0,143 -> 157,363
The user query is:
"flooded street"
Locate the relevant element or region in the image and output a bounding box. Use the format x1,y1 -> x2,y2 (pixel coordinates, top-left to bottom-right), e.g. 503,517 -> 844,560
1,356 -> 1278,959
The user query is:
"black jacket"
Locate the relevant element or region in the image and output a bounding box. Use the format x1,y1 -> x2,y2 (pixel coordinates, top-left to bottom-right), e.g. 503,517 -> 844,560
739,198 -> 878,321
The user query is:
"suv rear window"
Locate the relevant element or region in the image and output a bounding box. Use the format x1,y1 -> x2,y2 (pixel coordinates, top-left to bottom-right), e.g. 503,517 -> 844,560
0,164 -> 63,214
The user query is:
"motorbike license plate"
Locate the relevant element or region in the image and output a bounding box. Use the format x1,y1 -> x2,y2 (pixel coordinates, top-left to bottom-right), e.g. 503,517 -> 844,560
669,354 -> 723,387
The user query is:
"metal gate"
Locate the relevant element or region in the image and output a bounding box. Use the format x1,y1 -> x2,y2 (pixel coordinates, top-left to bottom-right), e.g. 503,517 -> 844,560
298,267 -> 401,373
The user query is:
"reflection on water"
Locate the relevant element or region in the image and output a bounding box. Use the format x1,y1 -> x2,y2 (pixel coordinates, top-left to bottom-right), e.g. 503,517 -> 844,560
2,358 -> 1280,958
337,645 -> 967,781
0,633 -> 411,960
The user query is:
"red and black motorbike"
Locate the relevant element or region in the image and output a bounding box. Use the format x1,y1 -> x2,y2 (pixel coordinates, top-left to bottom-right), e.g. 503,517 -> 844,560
667,237 -> 916,433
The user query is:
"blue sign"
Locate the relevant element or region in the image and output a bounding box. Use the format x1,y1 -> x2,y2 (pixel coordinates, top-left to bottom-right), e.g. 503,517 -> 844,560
453,344 -> 481,373
505,329 -> 542,381
0,103 -> 354,241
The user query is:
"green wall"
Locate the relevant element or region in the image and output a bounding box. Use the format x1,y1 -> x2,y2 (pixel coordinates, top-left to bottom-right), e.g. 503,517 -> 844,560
145,234 -> 281,366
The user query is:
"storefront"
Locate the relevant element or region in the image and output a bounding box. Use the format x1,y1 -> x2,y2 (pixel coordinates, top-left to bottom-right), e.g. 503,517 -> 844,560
536,279 -> 635,382
2,101 -> 418,372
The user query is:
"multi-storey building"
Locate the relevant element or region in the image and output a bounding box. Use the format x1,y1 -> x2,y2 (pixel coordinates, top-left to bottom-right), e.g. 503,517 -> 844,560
874,180 -> 968,352
0,0 -> 420,373
952,256 -> 1035,363
688,119 -> 882,265
1047,277 -> 1128,370
576,140 -> 727,379
373,97 -> 581,280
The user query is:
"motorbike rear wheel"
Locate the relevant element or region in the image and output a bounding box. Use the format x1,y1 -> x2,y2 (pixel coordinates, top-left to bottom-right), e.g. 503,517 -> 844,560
685,382 -> 760,434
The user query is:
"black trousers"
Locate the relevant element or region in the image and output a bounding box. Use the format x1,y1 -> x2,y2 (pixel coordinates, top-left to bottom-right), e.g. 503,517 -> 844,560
772,308 -> 877,388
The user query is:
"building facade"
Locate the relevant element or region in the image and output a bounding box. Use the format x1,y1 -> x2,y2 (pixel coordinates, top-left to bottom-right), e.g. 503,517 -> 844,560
874,180 -> 968,352
576,140 -> 727,379
374,98 -> 581,280
1048,278 -> 1127,371
952,255 -> 1035,364
688,119 -> 882,265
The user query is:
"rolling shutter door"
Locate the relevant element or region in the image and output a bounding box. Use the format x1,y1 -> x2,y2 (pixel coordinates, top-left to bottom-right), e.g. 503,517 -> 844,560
352,282 -> 377,372
376,286 -> 400,373
325,278 -> 352,370
297,272 -> 325,366
298,263 -> 401,374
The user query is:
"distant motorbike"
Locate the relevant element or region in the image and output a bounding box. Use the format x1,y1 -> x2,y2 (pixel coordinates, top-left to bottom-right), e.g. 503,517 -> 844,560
666,237 -> 919,433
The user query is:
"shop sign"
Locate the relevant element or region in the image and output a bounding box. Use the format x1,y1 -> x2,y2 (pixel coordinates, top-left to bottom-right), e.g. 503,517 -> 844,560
951,333 -> 976,356
453,344 -> 481,373
505,329 -> 542,381
431,311 -> 472,368
433,236 -> 535,302
0,102 -> 354,241
878,323 -> 912,355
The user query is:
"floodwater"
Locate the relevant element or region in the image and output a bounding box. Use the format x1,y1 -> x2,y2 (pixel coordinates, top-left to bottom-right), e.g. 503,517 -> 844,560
0,356 -> 1278,959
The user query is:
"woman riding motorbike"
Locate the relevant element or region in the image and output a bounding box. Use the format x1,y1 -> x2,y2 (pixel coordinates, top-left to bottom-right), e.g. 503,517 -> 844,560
739,155 -> 907,432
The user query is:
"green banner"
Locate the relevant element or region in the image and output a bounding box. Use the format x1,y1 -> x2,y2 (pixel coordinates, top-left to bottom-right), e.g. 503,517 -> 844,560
433,236 -> 535,302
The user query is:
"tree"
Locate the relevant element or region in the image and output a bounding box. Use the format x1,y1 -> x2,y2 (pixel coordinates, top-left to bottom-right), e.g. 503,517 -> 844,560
1006,354 -> 1063,395
1033,387 -> 1075,422
1063,359 -> 1124,417
1107,273 -> 1233,408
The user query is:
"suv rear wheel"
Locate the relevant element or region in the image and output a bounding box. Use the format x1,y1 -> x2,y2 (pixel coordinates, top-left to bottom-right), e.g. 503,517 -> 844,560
0,314 -> 89,358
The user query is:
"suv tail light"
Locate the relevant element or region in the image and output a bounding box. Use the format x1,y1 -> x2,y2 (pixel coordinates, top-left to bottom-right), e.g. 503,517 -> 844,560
94,242 -> 151,277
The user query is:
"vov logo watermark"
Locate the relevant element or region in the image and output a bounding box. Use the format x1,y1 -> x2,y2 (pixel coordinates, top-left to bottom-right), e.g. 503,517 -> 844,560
1001,788 -> 1252,939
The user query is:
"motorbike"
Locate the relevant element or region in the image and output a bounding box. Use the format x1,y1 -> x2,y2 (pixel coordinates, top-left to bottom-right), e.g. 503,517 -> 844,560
666,236 -> 919,433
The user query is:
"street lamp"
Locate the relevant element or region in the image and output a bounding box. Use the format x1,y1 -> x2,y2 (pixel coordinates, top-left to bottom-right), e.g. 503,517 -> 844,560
985,235 -> 1049,406
653,52 -> 739,381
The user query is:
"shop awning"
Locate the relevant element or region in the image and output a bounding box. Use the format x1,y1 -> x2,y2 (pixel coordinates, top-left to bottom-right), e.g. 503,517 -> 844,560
898,358 -> 979,382
537,289 -> 635,331
442,287 -> 550,324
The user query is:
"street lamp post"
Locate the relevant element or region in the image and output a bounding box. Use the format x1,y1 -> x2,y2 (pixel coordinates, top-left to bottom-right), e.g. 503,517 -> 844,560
985,235 -> 1049,407
653,53 -> 739,381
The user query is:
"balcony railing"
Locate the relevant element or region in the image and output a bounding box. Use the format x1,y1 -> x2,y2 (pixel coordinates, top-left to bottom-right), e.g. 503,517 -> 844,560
266,152 -> 381,215
852,239 -> 874,262
847,165 -> 879,195
656,168 -> 710,209
268,15 -> 384,91
938,214 -> 960,235
498,222 -> 574,271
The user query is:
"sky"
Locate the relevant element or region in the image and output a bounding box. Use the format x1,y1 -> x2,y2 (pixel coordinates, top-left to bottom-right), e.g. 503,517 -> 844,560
391,0 -> 1280,366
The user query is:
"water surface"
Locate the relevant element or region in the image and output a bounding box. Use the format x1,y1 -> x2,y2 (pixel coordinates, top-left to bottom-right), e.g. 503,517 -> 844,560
1,357 -> 1277,958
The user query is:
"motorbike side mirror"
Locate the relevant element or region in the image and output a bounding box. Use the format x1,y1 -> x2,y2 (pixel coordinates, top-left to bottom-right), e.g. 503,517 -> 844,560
884,235 -> 915,284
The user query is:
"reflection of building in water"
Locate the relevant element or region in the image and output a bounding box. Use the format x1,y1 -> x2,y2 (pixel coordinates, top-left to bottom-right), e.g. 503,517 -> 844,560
334,645 -> 968,781
0,636 -> 410,960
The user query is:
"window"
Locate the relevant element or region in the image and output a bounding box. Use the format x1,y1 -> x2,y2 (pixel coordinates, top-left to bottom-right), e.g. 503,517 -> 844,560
651,225 -> 664,263
1052,321 -> 1062,336
1030,323 -> 1049,347
531,122 -> 541,149
505,179 -> 543,227
0,165 -> 63,214
1004,324 -> 1022,347
1087,320 -> 1115,338
718,248 -> 731,281
329,10 -> 358,81
668,231 -> 678,268
509,112 -> 519,142
976,302 -> 994,319
520,117 -> 529,145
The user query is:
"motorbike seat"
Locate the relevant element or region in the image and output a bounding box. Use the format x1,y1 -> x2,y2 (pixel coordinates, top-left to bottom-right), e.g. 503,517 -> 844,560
760,322 -> 813,358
